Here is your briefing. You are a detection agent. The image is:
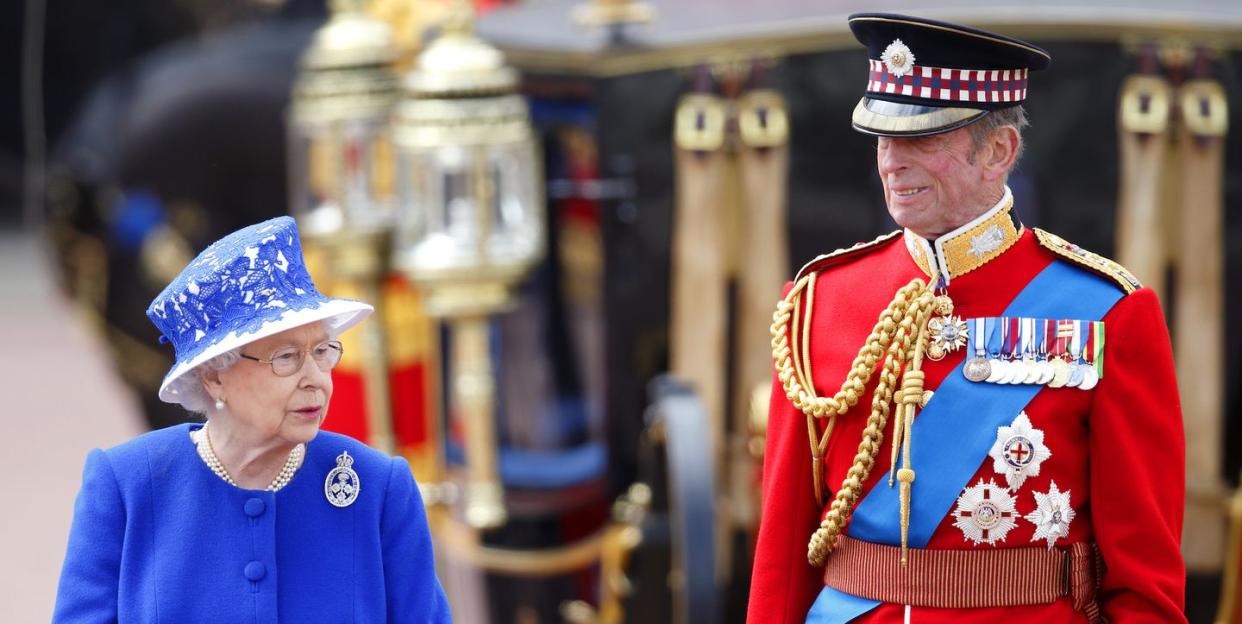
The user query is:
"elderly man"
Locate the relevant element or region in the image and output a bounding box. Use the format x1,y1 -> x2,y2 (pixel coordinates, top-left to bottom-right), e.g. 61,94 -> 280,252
747,13 -> 1185,624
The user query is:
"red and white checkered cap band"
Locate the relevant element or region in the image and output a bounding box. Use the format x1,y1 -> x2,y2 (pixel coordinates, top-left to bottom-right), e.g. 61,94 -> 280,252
867,59 -> 1029,104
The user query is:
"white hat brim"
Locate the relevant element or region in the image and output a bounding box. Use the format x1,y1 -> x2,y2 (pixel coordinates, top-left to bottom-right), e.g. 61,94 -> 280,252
157,298 -> 373,404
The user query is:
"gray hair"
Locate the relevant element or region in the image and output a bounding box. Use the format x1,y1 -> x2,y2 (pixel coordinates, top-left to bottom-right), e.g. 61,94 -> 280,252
967,105 -> 1029,174
169,349 -> 242,415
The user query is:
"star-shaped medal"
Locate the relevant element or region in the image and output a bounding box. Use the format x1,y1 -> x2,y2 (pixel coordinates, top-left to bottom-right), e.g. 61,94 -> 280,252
988,411 -> 1052,491
952,478 -> 1020,546
1025,481 -> 1075,549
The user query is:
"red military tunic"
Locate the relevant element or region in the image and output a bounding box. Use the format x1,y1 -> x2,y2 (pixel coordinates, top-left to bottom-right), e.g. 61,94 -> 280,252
747,199 -> 1185,623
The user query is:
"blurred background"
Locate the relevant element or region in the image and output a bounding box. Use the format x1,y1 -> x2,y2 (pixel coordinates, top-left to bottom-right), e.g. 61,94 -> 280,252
3,0 -> 1242,622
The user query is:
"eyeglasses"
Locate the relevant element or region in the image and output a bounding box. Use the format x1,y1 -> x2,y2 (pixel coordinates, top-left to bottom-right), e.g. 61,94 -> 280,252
239,340 -> 344,377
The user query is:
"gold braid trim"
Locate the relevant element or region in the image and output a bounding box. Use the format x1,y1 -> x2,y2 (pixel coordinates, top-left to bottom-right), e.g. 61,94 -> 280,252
770,279 -> 924,420
794,231 -> 902,282
1033,228 -> 1140,294
770,275 -> 937,566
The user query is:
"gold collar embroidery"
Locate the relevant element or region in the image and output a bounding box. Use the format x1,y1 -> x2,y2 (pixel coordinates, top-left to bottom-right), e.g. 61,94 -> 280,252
904,187 -> 1022,285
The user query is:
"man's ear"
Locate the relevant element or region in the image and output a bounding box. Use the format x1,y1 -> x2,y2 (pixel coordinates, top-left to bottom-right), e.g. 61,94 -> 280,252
982,125 -> 1021,181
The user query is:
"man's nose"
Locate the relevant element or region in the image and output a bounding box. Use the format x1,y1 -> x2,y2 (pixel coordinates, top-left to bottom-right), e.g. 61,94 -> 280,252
877,139 -> 908,175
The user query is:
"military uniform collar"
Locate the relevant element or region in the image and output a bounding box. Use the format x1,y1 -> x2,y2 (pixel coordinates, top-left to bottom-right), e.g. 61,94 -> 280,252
904,186 -> 1022,285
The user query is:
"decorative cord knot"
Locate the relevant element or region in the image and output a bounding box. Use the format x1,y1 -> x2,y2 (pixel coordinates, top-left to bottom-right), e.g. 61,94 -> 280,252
900,373 -> 925,405
771,274 -> 937,568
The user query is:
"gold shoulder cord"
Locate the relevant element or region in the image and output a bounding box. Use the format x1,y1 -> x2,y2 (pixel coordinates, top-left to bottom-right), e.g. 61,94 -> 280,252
770,274 -> 937,567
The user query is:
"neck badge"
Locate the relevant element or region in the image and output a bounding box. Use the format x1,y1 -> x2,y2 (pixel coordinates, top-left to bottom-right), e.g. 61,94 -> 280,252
926,292 -> 968,361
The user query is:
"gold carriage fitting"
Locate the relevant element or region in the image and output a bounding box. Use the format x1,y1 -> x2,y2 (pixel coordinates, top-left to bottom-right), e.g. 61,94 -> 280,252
288,0 -> 402,454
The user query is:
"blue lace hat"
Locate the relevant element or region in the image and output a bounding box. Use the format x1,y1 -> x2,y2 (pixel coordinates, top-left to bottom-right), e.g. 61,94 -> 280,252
147,216 -> 373,404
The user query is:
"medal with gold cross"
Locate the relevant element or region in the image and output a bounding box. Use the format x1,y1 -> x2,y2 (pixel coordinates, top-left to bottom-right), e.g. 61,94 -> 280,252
926,290 -> 968,361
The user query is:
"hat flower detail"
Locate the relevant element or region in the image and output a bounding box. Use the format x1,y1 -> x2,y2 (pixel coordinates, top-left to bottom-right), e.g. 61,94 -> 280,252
148,221 -> 319,353
882,39 -> 915,78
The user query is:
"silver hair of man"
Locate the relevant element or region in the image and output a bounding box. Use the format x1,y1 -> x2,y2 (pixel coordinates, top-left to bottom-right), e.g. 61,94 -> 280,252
168,320 -> 335,415
966,105 -> 1029,175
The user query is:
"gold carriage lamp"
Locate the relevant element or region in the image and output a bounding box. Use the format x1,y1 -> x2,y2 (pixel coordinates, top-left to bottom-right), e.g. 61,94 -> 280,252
392,0 -> 545,530
289,0 -> 400,246
287,0 -> 401,453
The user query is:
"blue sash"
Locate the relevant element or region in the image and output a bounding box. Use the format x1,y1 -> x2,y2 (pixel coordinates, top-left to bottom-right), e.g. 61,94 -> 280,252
806,260 -> 1124,623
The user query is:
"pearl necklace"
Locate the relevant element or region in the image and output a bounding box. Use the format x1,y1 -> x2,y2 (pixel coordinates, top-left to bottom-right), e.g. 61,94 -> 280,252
193,423 -> 305,492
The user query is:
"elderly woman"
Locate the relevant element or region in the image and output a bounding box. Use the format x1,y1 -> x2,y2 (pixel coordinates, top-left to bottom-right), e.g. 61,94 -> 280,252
53,217 -> 451,623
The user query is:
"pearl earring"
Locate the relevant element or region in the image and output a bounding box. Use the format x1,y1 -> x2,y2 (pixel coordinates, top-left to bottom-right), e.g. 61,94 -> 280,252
215,397 -> 226,411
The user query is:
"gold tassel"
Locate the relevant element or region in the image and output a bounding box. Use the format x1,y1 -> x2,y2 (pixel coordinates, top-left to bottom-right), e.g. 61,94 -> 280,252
895,377 -> 921,565
897,466 -> 915,565
896,297 -> 934,565
808,412 -> 825,507
888,388 -> 905,488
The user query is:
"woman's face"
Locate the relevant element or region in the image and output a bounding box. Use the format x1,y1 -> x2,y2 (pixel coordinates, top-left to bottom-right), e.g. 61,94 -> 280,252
213,322 -> 334,446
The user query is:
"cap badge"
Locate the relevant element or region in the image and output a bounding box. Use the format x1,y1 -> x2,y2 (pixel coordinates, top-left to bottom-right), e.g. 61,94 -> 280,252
882,39 -> 916,77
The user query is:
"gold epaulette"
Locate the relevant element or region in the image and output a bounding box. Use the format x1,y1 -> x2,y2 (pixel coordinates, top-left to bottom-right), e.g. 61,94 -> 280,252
1033,228 -> 1141,295
794,230 -> 902,282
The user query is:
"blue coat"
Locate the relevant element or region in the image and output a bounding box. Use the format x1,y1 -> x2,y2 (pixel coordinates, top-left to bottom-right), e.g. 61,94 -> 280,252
53,424 -> 452,623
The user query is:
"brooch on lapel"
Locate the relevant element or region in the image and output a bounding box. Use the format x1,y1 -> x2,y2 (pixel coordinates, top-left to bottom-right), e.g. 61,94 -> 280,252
325,450 -> 361,508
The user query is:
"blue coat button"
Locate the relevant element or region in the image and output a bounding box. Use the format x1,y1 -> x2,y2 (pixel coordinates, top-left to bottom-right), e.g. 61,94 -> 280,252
244,561 -> 266,581
244,498 -> 265,517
